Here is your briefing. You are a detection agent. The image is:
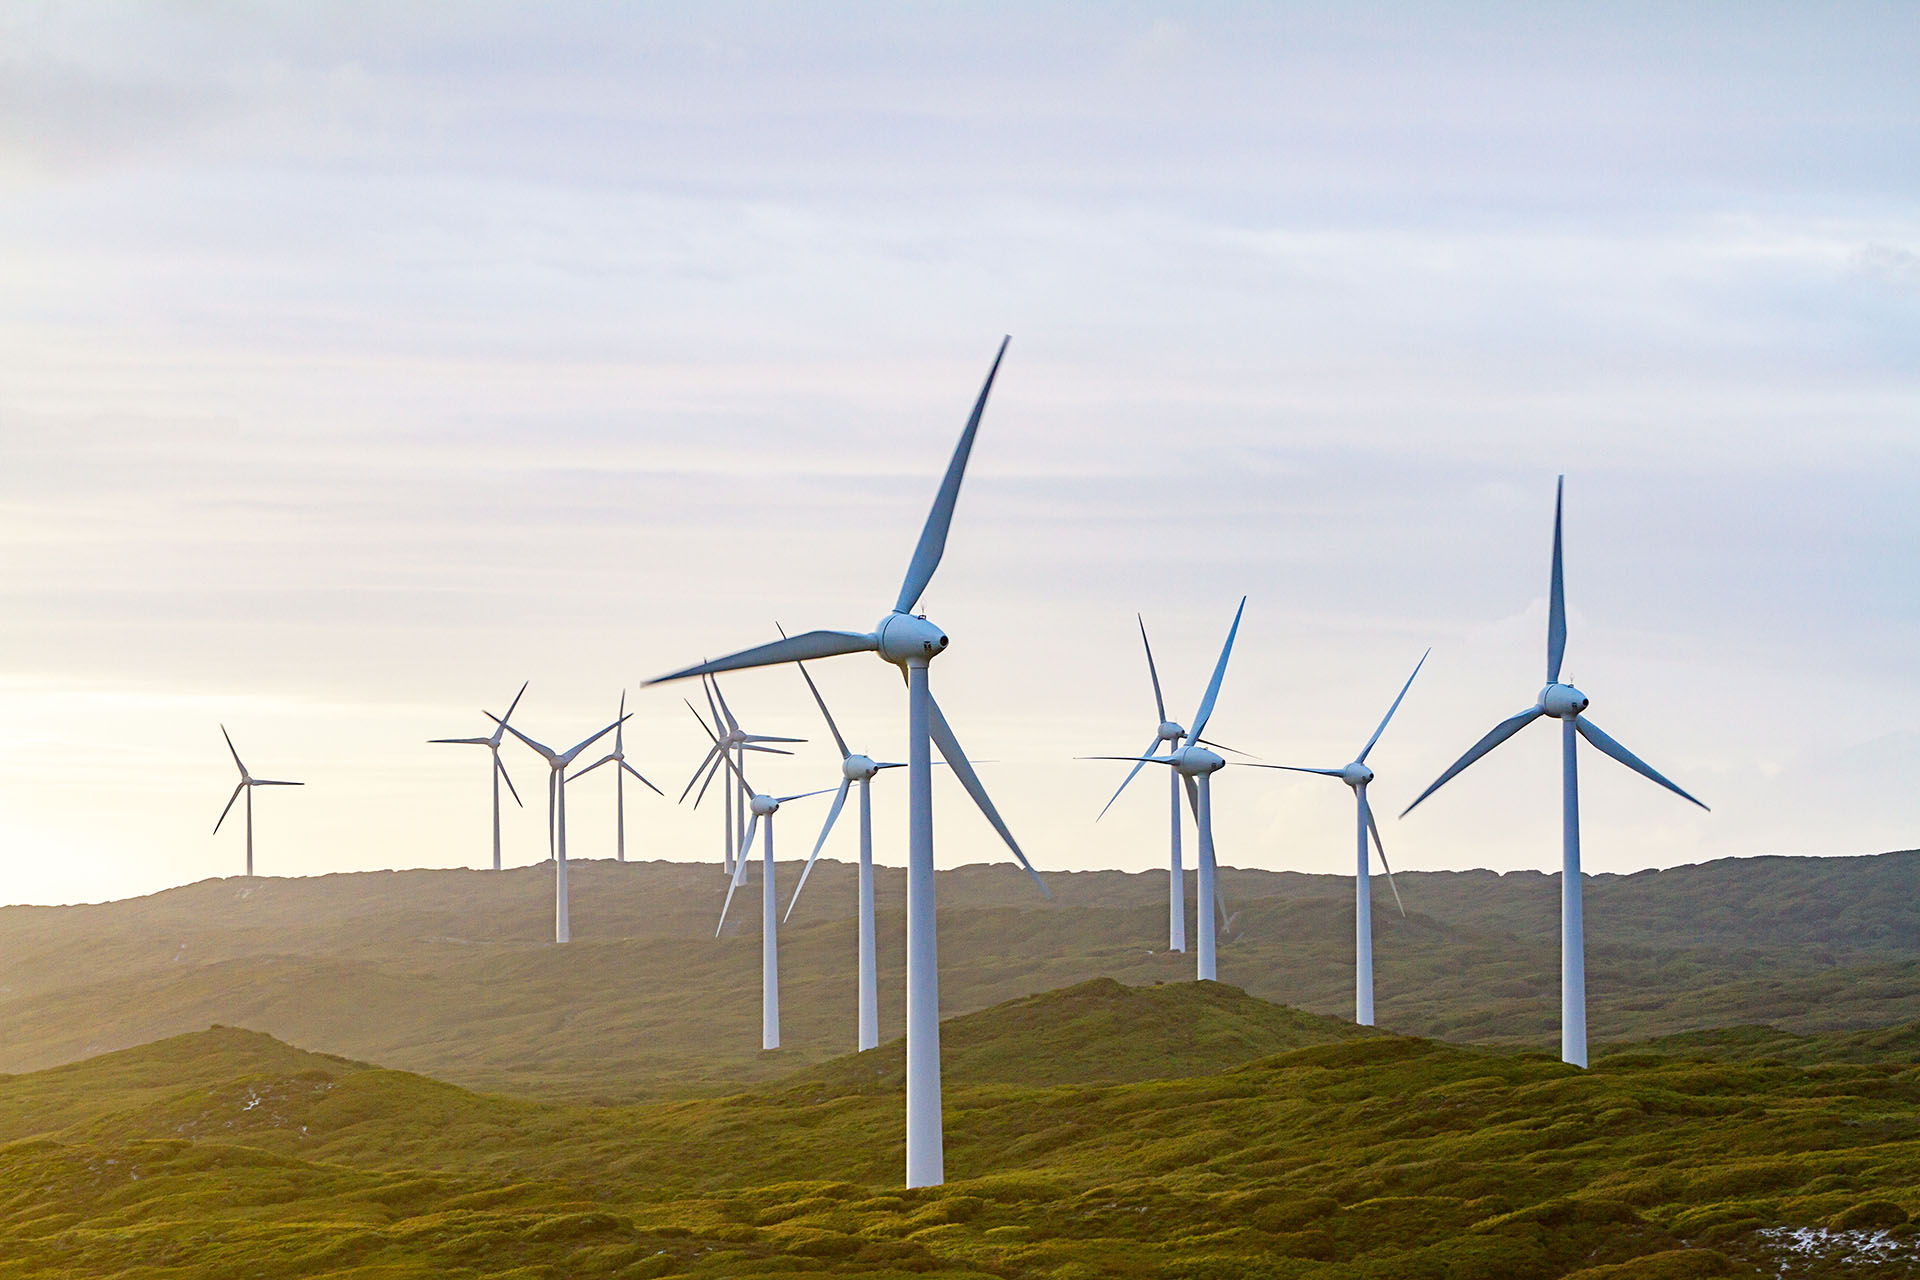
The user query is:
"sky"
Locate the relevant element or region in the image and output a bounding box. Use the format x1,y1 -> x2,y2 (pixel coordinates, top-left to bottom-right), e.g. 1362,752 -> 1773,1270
1,2 -> 1916,906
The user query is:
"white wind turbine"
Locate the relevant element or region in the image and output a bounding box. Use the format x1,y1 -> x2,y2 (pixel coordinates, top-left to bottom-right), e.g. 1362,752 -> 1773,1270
645,336 -> 1048,1188
704,721 -> 834,1052
1266,649 -> 1428,1026
1094,614 -> 1247,954
1401,476 -> 1707,1067
494,711 -> 628,944
782,652 -> 908,1053
567,692 -> 663,862
213,726 -> 303,877
681,675 -> 803,876
1087,598 -> 1257,983
428,681 -> 528,871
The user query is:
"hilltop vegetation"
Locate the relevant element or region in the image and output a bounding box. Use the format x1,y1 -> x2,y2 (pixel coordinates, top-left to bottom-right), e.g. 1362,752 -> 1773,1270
1,983 -> 1916,1278
1,852 -> 1914,1099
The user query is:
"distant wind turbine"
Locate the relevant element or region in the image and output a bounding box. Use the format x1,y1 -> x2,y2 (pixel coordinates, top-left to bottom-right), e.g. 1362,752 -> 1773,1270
1086,598 -> 1256,983
1267,649 -> 1428,1026
681,675 -> 802,876
703,720 -> 833,1051
645,336 -> 1048,1189
568,692 -> 663,862
494,712 -> 628,943
213,726 -> 303,877
1094,614 -> 1245,953
1401,477 -> 1708,1067
781,649 -> 908,1052
428,681 -> 528,871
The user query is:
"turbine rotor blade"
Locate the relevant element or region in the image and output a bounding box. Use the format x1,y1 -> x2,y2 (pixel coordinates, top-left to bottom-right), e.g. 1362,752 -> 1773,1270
1361,790 -> 1407,917
213,780 -> 245,834
647,631 -> 881,685
779,621 -> 851,759
927,691 -> 1049,898
1358,647 -> 1431,764
784,778 -> 850,923
1196,737 -> 1256,758
894,335 -> 1010,615
251,779 -> 302,786
715,813 -> 758,935
220,724 -> 247,777
1575,716 -> 1709,811
1244,764 -> 1344,776
1095,736 -> 1164,821
1182,773 -> 1200,822
493,717 -> 558,762
429,736 -> 493,745
569,753 -> 616,783
1138,614 -> 1167,723
1401,706 -> 1545,817
495,751 -> 524,807
621,760 -> 664,796
690,751 -> 726,810
499,680 -> 530,731
561,717 -> 627,765
1549,475 -> 1567,684
1187,596 -> 1247,745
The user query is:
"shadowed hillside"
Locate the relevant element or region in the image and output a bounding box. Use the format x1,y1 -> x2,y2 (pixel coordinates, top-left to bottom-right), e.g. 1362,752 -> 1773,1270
1,984 -> 1915,1278
1,851 -> 1914,1099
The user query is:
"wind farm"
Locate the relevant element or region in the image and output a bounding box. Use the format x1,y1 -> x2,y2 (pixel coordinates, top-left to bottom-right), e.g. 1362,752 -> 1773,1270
5,5 -> 1915,1277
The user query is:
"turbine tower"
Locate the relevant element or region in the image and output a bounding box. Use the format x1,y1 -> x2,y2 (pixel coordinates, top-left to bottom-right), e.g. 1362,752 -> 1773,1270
1268,649 -> 1428,1026
213,726 -> 303,877
428,681 -> 527,870
568,692 -> 663,861
705,726 -> 833,1052
1087,598 -> 1251,982
1401,477 -> 1708,1067
782,651 -> 908,1052
495,712 -> 627,943
681,676 -> 802,876
645,336 -> 1049,1188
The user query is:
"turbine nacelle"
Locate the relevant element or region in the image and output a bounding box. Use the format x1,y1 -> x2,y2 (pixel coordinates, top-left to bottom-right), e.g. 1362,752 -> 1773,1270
842,753 -> 881,781
1539,682 -> 1590,719
1170,744 -> 1225,776
1340,761 -> 1375,787
876,611 -> 949,665
1158,721 -> 1185,742
750,793 -> 780,817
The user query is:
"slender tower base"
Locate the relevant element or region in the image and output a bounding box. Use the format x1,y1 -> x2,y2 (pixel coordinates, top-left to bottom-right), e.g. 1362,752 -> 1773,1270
762,816 -> 780,1050
555,777 -> 571,945
245,788 -> 254,877
1168,767 -> 1186,952
1195,774 -> 1217,982
857,777 -> 879,1052
723,756 -> 734,877
616,768 -> 627,862
1355,785 -> 1374,1026
490,750 -> 503,872
1561,718 -> 1586,1067
904,661 -> 942,1188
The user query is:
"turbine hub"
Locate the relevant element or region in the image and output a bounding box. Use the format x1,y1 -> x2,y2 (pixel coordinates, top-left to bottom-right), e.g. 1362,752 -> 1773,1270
1340,762 -> 1374,787
1158,721 -> 1185,742
1540,682 -> 1590,719
876,611 -> 949,665
750,794 -> 779,817
1171,745 -> 1225,775
843,753 -> 880,780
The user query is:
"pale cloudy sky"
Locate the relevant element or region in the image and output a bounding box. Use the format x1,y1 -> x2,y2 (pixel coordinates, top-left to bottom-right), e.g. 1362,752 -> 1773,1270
2,2 -> 1916,906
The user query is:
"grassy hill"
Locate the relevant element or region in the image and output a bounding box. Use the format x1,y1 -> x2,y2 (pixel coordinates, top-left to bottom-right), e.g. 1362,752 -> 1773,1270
1,983 -> 1916,1278
2,852 -> 1915,1100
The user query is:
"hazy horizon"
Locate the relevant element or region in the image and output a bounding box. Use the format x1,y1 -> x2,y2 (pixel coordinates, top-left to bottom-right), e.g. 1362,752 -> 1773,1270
3,3 -> 1917,906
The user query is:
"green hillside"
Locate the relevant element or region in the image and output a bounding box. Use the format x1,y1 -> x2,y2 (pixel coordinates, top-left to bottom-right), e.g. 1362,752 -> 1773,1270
2,852 -> 1915,1100
1,983 -> 1916,1278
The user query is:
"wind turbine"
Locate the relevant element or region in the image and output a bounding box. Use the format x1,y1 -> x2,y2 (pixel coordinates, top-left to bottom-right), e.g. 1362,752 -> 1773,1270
212,726 -> 303,877
1093,614 -> 1241,953
428,681 -> 528,871
1401,476 -> 1707,1067
644,336 -> 1048,1188
568,692 -> 663,862
1266,649 -> 1428,1026
782,651 -> 907,1053
702,720 -> 833,1052
494,712 -> 628,943
680,675 -> 803,876
1086,598 -> 1253,983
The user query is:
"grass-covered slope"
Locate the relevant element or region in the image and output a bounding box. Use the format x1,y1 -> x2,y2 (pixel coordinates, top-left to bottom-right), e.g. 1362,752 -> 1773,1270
2,983 -> 1917,1278
1,851 -> 1914,1099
